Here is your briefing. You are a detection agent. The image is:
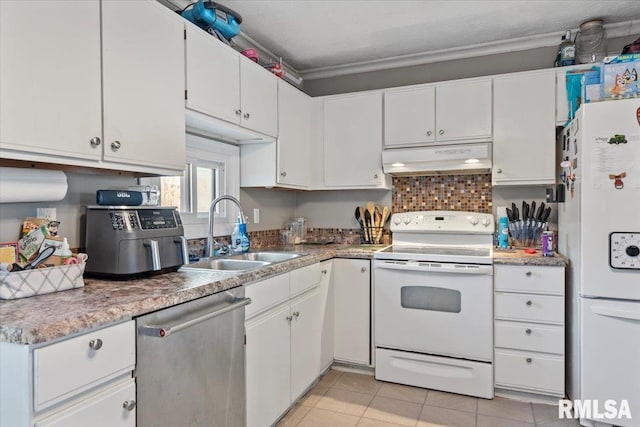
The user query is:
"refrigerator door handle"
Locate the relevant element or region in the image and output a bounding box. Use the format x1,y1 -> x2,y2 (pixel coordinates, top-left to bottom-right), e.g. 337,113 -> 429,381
591,305 -> 640,322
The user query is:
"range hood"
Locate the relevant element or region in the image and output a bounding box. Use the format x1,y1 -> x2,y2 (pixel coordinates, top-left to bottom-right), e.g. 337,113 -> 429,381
382,142 -> 492,175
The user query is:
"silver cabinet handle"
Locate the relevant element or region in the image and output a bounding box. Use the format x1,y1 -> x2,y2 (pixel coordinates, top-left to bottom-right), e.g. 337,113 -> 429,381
139,297 -> 252,338
243,112 -> 250,119
438,129 -> 445,135
426,131 -> 432,136
280,171 -> 287,177
286,315 -> 293,322
235,109 -> 242,116
525,328 -> 532,335
525,271 -> 532,276
374,173 -> 378,179
143,239 -> 161,271
293,311 -> 300,318
122,400 -> 136,411
526,300 -> 533,307
361,267 -> 367,273
526,358 -> 532,364
90,136 -> 101,146
89,338 -> 103,350
321,269 -> 327,274
111,140 -> 121,150
496,168 -> 503,174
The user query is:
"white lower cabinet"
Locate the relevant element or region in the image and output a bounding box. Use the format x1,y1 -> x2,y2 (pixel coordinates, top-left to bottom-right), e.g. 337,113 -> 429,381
0,321 -> 136,427
245,264 -> 322,427
333,258 -> 371,365
319,260 -> 334,371
35,379 -> 136,427
494,264 -> 565,397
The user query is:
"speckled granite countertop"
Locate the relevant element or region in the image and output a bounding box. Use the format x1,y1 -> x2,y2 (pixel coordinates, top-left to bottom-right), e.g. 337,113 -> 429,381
1,244 -> 565,345
0,245 -> 382,345
493,249 -> 567,267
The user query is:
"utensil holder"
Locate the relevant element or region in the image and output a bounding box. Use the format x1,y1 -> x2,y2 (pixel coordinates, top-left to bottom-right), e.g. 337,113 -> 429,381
360,226 -> 384,245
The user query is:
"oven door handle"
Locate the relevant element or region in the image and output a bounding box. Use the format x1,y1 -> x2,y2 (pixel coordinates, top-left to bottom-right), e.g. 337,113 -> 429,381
374,261 -> 493,275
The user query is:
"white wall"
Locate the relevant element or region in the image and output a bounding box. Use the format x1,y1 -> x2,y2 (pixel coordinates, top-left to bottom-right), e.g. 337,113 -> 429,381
240,187 -> 297,232
295,190 -> 391,229
0,171 -> 137,248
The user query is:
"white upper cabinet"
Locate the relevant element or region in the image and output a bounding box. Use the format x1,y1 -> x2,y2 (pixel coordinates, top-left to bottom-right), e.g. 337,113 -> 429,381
323,92 -> 390,188
101,0 -> 185,172
185,25 -> 241,126
493,70 -> 556,186
384,86 -> 436,147
0,0 -> 102,162
384,79 -> 492,147
0,0 -> 185,175
240,57 -> 278,137
240,80 -> 311,189
185,26 -> 278,138
435,79 -> 492,142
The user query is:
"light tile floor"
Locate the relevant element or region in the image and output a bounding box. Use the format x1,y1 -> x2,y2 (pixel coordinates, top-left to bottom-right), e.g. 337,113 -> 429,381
277,370 -> 580,427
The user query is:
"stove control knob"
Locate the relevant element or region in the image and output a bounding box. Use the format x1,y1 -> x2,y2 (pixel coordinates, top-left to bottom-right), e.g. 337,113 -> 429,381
403,216 -> 411,225
393,216 -> 402,225
481,217 -> 491,227
469,217 -> 479,225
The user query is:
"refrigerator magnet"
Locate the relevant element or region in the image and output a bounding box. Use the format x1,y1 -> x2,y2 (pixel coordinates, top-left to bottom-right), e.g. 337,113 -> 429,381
608,172 -> 627,189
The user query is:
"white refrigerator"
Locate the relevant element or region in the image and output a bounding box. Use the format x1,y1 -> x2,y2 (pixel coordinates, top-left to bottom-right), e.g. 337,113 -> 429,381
558,98 -> 640,427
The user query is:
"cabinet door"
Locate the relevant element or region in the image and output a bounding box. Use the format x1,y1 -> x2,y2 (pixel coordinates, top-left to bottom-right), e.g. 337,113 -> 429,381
35,379 -> 135,427
185,25 -> 241,125
0,0 -> 102,162
319,261 -> 334,371
435,79 -> 492,142
333,259 -> 370,365
101,0 -> 185,172
290,288 -> 322,401
240,57 -> 278,137
323,93 -> 383,187
277,80 -> 312,188
246,305 -> 291,427
493,72 -> 556,185
384,86 -> 436,147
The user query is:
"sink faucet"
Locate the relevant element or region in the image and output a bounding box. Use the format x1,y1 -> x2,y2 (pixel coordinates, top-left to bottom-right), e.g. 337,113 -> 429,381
207,195 -> 246,257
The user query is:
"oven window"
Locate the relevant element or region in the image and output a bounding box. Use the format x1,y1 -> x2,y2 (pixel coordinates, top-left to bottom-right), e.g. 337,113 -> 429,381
400,286 -> 461,313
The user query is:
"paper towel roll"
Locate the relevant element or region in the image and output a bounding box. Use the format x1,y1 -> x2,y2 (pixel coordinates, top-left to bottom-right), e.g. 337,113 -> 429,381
0,167 -> 68,203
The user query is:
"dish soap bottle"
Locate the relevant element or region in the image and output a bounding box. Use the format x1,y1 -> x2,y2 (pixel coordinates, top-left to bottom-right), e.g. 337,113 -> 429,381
230,221 -> 243,254
239,223 -> 250,253
58,238 -> 73,263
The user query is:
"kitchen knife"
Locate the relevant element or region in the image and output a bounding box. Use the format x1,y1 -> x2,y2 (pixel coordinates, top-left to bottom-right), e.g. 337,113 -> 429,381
522,201 -> 529,221
511,203 -> 518,220
535,203 -> 545,221
506,208 -> 514,222
530,201 -> 536,219
541,206 -> 552,223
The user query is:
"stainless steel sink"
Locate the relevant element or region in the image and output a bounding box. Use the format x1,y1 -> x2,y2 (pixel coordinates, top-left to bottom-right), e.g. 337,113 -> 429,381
181,258 -> 270,272
227,252 -> 302,263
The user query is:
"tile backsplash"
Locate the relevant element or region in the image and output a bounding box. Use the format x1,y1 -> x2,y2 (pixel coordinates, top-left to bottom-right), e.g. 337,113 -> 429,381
392,173 -> 492,214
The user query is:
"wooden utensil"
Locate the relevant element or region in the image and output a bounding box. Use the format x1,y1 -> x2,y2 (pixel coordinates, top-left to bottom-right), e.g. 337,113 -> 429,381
377,206 -> 390,242
364,210 -> 372,243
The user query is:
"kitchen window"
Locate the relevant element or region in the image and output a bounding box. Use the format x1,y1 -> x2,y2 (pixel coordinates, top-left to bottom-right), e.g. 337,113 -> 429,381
141,134 -> 239,238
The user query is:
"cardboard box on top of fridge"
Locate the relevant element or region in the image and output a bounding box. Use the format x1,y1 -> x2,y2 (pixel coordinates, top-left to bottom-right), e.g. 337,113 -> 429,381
601,53 -> 640,100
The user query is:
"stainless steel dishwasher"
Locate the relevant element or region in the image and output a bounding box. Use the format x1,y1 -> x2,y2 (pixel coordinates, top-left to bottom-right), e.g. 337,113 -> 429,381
136,287 -> 250,427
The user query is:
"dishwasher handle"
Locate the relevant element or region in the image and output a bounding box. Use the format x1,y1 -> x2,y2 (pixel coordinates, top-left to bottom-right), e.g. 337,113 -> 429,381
139,297 -> 252,338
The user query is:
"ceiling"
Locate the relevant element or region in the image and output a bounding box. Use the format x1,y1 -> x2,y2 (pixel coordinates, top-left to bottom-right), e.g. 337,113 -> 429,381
172,1 -> 640,79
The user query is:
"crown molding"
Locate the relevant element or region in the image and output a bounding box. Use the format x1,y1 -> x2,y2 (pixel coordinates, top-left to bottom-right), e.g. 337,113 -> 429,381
300,20 -> 640,81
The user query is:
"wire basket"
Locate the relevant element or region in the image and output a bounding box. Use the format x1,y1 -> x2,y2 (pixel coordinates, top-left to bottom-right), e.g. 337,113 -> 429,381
0,263 -> 85,300
360,226 -> 384,245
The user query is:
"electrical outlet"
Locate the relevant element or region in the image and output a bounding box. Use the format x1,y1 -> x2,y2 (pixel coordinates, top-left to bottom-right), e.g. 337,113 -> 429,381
253,208 -> 260,224
37,208 -> 57,220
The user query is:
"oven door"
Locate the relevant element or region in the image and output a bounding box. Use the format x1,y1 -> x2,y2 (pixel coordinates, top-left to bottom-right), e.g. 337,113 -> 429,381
374,260 -> 493,362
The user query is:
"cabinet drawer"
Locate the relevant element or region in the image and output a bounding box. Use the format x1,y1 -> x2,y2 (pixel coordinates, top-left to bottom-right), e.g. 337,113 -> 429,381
245,273 -> 290,320
33,321 -> 135,411
290,263 -> 320,297
495,350 -> 564,395
495,265 -> 564,295
495,293 -> 564,324
495,321 -> 564,354
35,379 -> 136,427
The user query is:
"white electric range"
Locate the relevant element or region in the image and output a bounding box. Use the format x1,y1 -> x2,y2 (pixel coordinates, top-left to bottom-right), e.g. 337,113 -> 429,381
373,210 -> 495,399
